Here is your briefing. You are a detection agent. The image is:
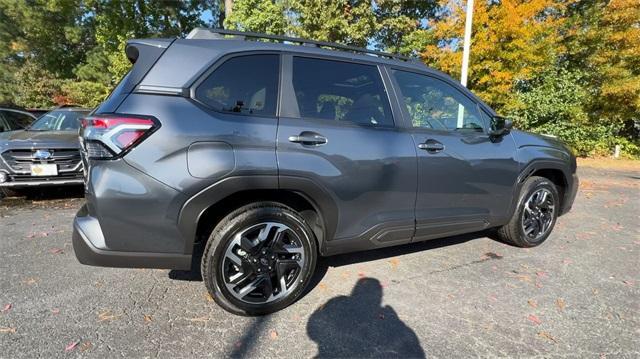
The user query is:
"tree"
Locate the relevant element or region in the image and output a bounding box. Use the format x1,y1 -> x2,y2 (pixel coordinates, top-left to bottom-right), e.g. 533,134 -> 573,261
563,0 -> 640,135
224,0 -> 288,34
373,0 -> 438,56
422,0 -> 564,113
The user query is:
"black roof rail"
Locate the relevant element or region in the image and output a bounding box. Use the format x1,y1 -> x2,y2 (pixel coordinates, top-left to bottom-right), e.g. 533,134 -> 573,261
185,28 -> 420,63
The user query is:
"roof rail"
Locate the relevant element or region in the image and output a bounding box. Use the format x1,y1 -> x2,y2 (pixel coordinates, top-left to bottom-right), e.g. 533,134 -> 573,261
185,28 -> 419,63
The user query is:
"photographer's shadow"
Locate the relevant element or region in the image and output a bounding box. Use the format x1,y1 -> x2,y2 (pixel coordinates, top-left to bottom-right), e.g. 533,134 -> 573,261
307,277 -> 425,358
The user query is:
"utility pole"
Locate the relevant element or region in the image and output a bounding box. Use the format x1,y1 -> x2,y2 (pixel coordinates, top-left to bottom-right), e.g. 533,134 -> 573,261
457,0 -> 474,128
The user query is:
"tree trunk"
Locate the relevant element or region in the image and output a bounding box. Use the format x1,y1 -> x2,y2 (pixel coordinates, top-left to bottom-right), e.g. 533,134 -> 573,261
224,0 -> 233,19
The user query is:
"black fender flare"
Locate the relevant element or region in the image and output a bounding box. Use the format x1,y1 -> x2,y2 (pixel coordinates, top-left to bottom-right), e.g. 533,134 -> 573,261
177,175 -> 339,254
506,159 -> 573,220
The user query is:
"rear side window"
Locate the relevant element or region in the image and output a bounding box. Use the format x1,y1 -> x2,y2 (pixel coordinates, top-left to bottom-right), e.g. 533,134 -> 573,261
195,54 -> 279,117
292,57 -> 393,127
2,110 -> 34,129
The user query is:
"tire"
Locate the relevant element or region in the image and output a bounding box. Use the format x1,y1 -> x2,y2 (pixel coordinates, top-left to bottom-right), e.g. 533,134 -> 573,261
201,202 -> 318,316
0,188 -> 21,199
497,176 -> 560,247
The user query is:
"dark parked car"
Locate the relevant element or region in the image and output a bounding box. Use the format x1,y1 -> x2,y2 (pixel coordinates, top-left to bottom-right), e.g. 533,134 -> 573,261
0,106 -> 90,189
0,106 -> 36,132
73,29 -> 578,315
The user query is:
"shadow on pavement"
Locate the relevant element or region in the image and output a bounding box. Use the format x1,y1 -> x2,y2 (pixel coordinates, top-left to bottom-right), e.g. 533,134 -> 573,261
307,277 -> 425,358
168,230 -> 491,294
0,185 -> 84,201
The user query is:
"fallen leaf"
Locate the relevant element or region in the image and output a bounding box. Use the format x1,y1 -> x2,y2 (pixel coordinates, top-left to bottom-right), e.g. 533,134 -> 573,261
269,330 -> 278,339
143,314 -> 153,323
389,258 -> 400,269
79,342 -> 92,352
514,274 -> 531,283
23,278 -> 37,285
556,298 -> 566,311
65,341 -> 79,352
527,299 -> 537,308
1,304 -> 11,313
622,280 -> 633,286
49,248 -> 64,254
358,272 -> 366,278
318,283 -> 328,291
205,293 -> 214,302
538,331 -> 558,343
528,314 -> 542,325
0,327 -> 16,333
97,311 -> 118,322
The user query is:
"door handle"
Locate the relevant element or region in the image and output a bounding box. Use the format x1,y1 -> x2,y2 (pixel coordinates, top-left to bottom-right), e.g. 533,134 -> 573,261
418,139 -> 444,152
288,132 -> 328,146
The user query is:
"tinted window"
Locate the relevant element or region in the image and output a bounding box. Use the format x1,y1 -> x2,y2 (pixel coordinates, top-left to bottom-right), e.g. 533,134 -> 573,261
292,57 -> 393,127
3,110 -> 34,129
195,55 -> 279,117
393,70 -> 485,131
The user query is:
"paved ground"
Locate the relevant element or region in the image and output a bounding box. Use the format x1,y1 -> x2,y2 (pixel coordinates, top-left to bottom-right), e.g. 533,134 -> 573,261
1,162 -> 638,358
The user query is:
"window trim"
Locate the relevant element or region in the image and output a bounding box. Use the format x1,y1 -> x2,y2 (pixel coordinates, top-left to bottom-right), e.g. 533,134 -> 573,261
189,51 -> 282,119
387,66 -> 491,134
282,53 -> 399,129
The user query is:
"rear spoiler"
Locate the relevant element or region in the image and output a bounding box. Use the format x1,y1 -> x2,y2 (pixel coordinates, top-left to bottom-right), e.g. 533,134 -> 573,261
95,38 -> 175,114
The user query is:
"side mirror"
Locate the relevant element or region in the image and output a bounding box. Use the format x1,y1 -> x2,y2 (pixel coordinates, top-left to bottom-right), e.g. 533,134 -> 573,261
488,116 -> 512,137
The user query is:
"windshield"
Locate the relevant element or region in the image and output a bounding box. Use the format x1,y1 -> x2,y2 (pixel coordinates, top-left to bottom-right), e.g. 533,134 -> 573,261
28,109 -> 88,131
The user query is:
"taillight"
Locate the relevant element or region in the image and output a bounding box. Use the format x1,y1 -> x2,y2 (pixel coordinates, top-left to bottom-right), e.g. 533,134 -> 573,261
79,114 -> 159,159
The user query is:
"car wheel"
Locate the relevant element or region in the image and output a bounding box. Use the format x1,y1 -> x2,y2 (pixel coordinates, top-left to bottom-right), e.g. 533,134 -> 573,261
201,202 -> 317,316
497,176 -> 560,247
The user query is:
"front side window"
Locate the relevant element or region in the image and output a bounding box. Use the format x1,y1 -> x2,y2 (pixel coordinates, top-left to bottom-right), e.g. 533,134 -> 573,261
195,54 -> 279,117
292,57 -> 394,127
393,70 -> 485,132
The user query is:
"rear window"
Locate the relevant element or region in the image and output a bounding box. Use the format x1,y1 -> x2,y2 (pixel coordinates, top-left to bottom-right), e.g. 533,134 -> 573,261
195,54 -> 279,117
291,57 -> 393,127
28,110 -> 88,131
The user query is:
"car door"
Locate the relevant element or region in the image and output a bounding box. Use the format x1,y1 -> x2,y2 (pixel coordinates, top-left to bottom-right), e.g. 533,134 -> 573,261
277,55 -> 417,251
389,68 -> 519,241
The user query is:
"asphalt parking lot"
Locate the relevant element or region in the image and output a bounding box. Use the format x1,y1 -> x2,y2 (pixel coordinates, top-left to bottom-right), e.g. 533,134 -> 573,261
1,161 -> 638,358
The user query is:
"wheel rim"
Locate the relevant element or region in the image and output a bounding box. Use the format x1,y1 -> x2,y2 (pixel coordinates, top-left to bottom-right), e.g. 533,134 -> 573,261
521,188 -> 555,240
221,222 -> 306,304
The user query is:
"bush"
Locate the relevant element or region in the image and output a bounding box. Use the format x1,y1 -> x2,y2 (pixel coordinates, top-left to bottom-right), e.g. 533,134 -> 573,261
507,67 -> 639,158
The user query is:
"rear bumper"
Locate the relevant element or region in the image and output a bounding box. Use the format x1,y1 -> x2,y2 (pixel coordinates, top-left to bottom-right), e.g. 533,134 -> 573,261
72,205 -> 191,270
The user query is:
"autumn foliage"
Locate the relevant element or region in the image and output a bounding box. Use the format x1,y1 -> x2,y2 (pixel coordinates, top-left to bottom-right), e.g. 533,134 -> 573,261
0,0 -> 637,157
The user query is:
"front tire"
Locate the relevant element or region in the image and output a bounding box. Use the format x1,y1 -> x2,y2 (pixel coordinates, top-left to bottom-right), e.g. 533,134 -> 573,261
497,176 -> 560,247
201,202 -> 317,316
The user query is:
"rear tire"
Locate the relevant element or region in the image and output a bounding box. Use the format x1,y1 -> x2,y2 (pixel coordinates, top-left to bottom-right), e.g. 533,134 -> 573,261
201,202 -> 317,316
497,176 -> 559,247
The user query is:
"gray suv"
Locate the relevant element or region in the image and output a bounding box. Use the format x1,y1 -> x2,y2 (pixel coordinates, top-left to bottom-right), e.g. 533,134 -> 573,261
73,29 -> 578,315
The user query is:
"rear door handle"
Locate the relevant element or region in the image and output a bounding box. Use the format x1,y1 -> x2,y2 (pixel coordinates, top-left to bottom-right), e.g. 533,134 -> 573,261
418,139 -> 444,153
288,132 -> 328,146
